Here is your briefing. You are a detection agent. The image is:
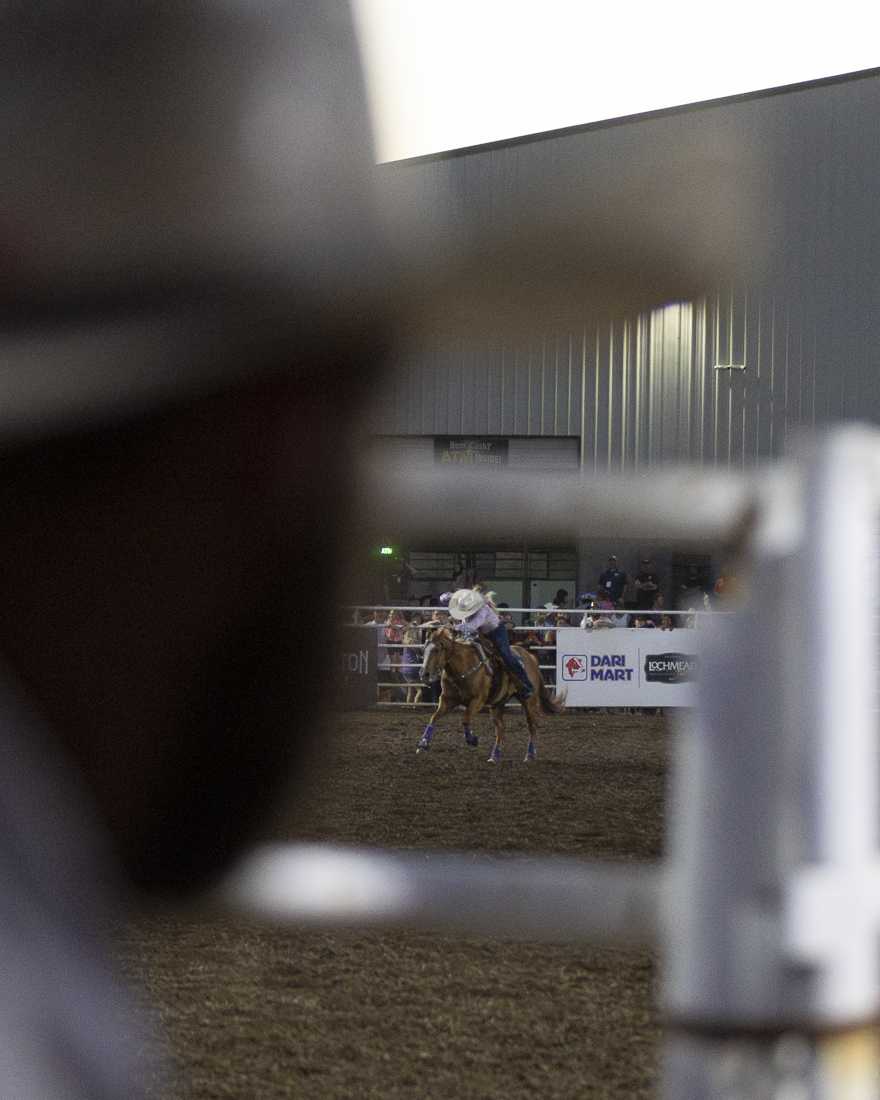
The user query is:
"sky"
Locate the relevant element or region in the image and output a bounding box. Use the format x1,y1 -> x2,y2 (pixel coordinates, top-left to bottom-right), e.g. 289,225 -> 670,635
352,1 -> 878,162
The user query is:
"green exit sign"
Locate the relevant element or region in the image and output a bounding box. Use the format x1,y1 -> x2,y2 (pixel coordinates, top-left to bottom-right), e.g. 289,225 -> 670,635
379,546 -> 394,556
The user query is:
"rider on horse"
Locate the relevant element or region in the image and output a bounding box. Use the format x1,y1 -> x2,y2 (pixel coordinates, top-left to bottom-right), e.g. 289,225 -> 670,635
446,588 -> 534,701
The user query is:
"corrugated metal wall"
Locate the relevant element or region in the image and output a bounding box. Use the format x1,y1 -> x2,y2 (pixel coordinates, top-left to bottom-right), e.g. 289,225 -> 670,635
371,294 -> 816,471
369,70 -> 880,470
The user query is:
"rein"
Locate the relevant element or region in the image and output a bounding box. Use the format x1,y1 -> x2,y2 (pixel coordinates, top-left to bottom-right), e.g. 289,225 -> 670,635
449,640 -> 492,683
426,632 -> 491,685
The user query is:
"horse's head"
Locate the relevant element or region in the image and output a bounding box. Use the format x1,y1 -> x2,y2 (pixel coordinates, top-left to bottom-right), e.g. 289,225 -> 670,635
419,625 -> 454,684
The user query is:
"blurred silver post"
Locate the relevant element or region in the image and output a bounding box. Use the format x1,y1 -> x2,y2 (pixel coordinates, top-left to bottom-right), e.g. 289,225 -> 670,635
663,425 -> 880,1099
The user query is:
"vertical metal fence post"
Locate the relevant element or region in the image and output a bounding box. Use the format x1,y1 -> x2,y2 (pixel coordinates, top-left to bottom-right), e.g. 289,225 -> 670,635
663,426 -> 880,1099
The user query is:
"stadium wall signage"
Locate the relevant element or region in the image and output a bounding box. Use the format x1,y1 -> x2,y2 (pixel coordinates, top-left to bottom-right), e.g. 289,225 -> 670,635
337,625 -> 378,710
434,437 -> 509,467
558,628 -> 700,707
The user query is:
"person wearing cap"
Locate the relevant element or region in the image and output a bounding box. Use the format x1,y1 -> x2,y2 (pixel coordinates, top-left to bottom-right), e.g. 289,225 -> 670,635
597,556 -> 628,602
447,588 -> 533,701
634,557 -> 662,610
0,2 -> 389,1097
551,588 -> 569,608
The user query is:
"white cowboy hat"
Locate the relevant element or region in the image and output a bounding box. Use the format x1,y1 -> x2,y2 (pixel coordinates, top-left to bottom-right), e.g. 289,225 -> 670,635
447,588 -> 485,621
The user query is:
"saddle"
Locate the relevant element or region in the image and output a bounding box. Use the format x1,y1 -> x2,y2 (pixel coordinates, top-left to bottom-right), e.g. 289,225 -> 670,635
464,637 -> 509,705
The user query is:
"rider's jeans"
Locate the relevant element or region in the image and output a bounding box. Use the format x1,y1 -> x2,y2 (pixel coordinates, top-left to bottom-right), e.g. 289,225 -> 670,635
486,624 -> 532,692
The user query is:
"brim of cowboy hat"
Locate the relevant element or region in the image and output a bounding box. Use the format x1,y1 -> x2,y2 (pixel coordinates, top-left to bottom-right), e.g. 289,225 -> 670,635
447,605 -> 473,621
1,0 -> 385,446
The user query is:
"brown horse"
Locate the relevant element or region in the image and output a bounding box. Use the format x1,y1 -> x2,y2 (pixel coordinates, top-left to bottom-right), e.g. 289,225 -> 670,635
416,626 -> 565,762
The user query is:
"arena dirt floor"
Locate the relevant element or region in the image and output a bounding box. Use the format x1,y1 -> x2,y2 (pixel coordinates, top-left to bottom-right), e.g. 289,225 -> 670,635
113,705 -> 672,1099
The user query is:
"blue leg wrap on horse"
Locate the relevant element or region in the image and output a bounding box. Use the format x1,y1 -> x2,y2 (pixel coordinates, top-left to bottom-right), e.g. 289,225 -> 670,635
422,724 -> 435,739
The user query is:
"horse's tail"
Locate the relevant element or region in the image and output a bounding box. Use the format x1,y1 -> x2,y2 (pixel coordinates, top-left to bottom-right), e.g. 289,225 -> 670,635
538,677 -> 566,715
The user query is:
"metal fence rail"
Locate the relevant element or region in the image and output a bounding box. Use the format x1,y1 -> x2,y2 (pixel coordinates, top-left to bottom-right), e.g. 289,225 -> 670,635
351,607 -> 717,705
222,844 -> 660,946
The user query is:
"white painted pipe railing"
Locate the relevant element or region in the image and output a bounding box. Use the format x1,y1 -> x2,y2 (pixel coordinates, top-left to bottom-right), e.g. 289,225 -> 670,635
222,844 -> 660,947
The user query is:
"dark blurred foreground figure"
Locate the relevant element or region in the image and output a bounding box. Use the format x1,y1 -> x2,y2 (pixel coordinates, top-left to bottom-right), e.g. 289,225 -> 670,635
1,2 -> 388,1096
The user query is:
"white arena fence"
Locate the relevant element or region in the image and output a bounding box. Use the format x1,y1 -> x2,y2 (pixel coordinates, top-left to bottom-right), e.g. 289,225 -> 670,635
222,427 -> 880,1099
347,605 -> 719,707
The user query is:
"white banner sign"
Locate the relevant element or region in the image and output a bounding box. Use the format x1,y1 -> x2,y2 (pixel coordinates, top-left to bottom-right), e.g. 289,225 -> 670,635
556,627 -> 700,707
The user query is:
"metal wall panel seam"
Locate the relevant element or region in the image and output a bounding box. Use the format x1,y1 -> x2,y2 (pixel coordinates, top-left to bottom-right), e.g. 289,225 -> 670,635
621,318 -> 629,473
727,286 -> 734,470
684,303 -> 693,465
741,289 -> 748,470
499,343 -> 506,436
696,297 -> 706,465
634,313 -> 643,469
647,313 -> 654,470
769,296 -> 776,458
554,335 -> 561,437
579,326 -> 587,471
593,325 -> 600,471
607,319 -> 615,472
783,309 -> 791,455
810,317 -> 818,429
527,341 -> 533,436
459,338 -> 466,435
540,335 -> 546,436
713,289 -> 721,466
754,295 -> 763,464
676,305 -> 684,463
513,345 -> 519,435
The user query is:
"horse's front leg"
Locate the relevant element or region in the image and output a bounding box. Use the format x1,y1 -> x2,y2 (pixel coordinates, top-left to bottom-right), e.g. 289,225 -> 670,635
417,692 -> 451,752
488,703 -> 506,763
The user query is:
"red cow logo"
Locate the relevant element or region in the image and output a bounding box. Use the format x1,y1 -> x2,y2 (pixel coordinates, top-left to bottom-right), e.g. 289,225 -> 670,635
562,655 -> 587,680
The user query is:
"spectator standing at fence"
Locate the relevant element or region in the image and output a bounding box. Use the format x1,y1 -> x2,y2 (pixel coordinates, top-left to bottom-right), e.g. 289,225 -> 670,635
650,592 -> 670,627
634,557 -> 662,610
611,600 -> 630,628
370,610 -> 392,702
598,556 -> 628,603
713,563 -> 744,604
401,616 -> 424,705
540,605 -> 561,650
384,610 -> 407,702
499,607 -> 515,630
677,563 -> 706,610
580,595 -> 614,630
368,608 -> 388,643
595,592 -> 616,628
519,619 -> 542,651
621,575 -> 639,612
